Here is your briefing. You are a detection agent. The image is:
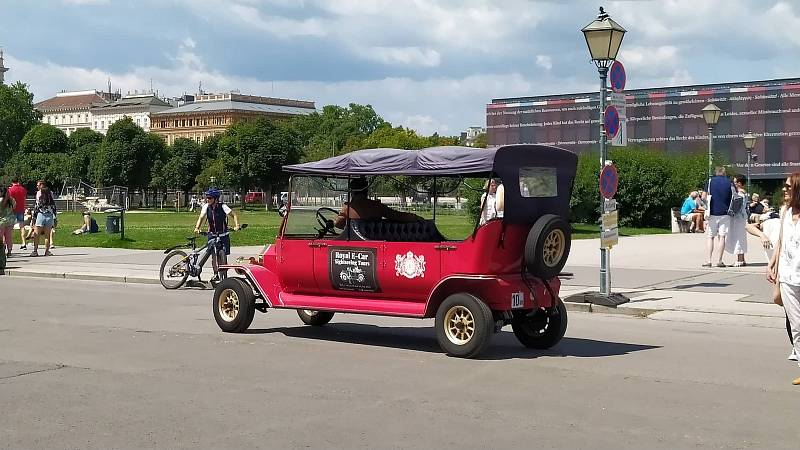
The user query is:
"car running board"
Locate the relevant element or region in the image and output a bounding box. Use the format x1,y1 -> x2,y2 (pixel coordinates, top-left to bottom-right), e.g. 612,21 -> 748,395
277,292 -> 426,318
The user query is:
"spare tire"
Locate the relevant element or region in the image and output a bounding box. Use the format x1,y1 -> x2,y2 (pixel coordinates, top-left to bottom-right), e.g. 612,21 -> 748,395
524,214 -> 571,279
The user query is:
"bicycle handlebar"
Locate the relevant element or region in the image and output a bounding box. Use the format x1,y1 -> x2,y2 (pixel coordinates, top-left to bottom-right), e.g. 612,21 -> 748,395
199,223 -> 248,237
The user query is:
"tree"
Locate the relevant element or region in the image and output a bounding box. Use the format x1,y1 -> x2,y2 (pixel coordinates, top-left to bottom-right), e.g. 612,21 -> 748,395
215,118 -> 302,206
472,132 -> 488,148
0,81 -> 42,164
3,152 -> 71,185
19,123 -> 68,154
291,103 -> 387,162
151,137 -> 203,197
93,117 -> 164,190
68,128 -> 104,151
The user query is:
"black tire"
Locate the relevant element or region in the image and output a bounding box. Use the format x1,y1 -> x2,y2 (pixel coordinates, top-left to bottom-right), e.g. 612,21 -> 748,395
160,250 -> 189,290
524,214 -> 571,279
297,310 -> 335,326
435,293 -> 494,358
213,278 -> 255,333
511,299 -> 568,349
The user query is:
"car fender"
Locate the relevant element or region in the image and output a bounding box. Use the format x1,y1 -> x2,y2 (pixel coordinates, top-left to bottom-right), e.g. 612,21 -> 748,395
218,264 -> 282,307
424,275 -> 560,318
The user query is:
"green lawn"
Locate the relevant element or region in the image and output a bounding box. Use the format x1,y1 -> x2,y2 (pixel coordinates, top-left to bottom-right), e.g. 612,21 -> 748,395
46,210 -> 669,250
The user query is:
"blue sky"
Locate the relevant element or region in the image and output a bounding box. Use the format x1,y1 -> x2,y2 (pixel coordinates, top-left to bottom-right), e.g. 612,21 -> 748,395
2,0 -> 799,135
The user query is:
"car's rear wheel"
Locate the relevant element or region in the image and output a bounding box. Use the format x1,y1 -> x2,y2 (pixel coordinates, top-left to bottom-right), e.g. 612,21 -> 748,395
525,214 -> 571,279
213,278 -> 255,333
511,299 -> 568,349
297,309 -> 335,326
435,293 -> 494,358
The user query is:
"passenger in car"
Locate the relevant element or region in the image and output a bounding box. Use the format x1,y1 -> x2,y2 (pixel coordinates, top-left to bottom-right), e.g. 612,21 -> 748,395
479,178 -> 505,225
334,178 -> 424,229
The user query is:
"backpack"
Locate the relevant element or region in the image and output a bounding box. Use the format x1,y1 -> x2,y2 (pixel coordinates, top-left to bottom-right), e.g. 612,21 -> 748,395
728,191 -> 745,216
89,218 -> 99,233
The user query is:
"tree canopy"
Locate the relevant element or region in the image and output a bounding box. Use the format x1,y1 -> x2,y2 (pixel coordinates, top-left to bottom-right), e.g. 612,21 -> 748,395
0,82 -> 42,164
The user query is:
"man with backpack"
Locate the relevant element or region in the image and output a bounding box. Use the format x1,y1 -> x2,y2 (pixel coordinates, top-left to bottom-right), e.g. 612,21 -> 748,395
704,166 -> 735,268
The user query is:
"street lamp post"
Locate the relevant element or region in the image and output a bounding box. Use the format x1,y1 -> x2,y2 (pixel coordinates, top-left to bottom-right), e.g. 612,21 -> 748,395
743,132 -> 757,193
582,7 -> 625,298
701,103 -> 722,181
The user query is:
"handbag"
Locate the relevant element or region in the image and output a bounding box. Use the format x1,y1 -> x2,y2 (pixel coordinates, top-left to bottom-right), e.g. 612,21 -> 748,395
773,209 -> 786,306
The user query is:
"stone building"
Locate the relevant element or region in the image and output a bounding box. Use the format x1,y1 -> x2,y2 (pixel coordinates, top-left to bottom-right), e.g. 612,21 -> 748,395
35,90 -> 120,136
150,93 -> 316,145
90,93 -> 172,134
0,49 -> 9,85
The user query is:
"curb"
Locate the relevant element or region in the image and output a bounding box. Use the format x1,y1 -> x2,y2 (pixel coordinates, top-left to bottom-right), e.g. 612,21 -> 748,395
563,301 -> 659,317
3,269 -> 160,285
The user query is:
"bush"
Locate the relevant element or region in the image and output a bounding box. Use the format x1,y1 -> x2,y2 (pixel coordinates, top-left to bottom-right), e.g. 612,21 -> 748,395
570,146 -> 707,228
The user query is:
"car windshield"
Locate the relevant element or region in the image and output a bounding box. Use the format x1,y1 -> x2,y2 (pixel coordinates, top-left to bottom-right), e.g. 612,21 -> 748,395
283,175 -> 489,241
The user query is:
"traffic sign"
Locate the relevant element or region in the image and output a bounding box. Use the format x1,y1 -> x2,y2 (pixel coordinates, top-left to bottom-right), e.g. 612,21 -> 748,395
601,227 -> 619,248
599,164 -> 618,199
602,210 -> 619,230
610,92 -> 626,118
604,105 -> 620,140
609,60 -> 626,93
611,118 -> 627,147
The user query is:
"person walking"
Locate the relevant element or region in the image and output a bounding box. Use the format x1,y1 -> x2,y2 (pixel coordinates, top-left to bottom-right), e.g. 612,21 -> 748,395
767,173 -> 800,385
704,166 -> 734,268
7,177 -> 27,251
31,181 -> 57,257
0,187 -> 16,258
726,176 -> 749,266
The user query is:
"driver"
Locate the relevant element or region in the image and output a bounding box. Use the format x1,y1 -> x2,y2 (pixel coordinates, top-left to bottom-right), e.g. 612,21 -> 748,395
194,188 -> 241,268
334,178 -> 424,229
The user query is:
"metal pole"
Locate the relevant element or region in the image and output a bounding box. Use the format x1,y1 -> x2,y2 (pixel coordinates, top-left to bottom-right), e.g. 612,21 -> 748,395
707,126 -> 714,182
746,149 -> 752,194
598,66 -> 610,297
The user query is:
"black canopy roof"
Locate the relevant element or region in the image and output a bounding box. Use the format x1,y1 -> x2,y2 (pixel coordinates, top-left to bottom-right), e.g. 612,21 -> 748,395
283,144 -> 574,176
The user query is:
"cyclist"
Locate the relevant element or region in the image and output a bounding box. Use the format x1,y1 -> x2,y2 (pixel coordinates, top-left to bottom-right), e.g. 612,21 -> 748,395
194,188 -> 241,277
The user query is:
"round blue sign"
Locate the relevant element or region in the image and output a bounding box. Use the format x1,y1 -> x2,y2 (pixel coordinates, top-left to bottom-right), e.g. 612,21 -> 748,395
604,105 -> 620,140
600,164 -> 618,199
610,60 -> 626,93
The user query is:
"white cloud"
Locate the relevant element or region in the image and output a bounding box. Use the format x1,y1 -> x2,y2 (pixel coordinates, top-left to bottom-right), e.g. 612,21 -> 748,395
535,55 -> 552,71
357,46 -> 441,67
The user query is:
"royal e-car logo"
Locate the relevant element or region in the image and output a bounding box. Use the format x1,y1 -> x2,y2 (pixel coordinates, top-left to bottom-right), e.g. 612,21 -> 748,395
395,251 -> 426,279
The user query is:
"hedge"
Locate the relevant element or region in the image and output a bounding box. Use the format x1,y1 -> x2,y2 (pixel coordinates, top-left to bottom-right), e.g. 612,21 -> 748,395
570,146 -> 707,228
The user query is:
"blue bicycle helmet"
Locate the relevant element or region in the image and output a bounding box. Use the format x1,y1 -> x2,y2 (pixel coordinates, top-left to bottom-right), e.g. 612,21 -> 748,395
205,188 -> 221,199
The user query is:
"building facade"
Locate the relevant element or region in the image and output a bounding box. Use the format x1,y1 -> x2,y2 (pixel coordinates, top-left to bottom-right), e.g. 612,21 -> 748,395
460,126 -> 486,147
151,93 -> 316,145
488,77 -> 800,179
0,49 -> 8,85
90,93 -> 172,134
35,90 -> 120,136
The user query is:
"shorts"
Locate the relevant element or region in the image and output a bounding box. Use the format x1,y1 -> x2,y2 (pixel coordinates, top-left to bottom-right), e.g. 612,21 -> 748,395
15,212 -> 24,224
681,213 -> 697,221
707,215 -> 730,237
35,212 -> 55,228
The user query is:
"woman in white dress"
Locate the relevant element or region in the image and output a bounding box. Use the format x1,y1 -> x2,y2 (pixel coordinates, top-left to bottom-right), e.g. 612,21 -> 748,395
726,176 -> 749,266
479,179 -> 504,225
768,173 -> 800,385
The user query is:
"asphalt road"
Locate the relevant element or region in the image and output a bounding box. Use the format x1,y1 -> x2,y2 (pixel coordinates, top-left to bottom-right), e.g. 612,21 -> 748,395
1,277 -> 799,449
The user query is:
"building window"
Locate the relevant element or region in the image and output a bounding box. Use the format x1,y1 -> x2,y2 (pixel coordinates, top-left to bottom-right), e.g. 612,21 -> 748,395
136,118 -> 141,126
181,119 -> 186,127
101,121 -> 105,129
94,121 -> 98,129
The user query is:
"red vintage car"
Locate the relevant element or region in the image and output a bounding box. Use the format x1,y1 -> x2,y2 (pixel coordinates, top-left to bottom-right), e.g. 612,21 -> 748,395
213,144 -> 577,358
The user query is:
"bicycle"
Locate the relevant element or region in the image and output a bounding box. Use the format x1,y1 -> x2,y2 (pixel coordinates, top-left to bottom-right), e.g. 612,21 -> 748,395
159,224 -> 248,290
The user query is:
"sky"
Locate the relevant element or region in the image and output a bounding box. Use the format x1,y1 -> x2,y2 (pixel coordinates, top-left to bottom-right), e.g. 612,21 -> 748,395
1,0 -> 800,136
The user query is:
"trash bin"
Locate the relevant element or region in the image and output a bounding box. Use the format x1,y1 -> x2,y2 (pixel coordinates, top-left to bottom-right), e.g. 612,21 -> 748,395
106,214 -> 120,234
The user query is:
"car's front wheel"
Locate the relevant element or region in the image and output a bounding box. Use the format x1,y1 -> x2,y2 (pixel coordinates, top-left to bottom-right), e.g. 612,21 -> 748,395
213,278 -> 255,333
511,299 -> 568,349
297,310 -> 335,326
435,293 -> 494,358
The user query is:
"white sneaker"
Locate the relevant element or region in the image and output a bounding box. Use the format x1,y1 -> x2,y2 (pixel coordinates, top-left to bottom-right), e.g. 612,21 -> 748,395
789,349 -> 798,361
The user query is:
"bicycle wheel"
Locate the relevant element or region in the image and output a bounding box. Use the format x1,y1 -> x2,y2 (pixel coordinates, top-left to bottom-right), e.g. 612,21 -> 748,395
160,250 -> 190,289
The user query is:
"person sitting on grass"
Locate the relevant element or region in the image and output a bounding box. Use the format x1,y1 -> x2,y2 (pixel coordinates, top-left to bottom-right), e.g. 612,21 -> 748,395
72,211 -> 99,235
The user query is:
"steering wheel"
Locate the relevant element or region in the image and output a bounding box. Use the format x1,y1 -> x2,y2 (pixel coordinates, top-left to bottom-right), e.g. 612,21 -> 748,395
315,207 -> 339,238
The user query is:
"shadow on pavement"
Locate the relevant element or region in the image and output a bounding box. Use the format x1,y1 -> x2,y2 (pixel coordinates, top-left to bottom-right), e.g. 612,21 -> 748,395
672,282 -> 732,289
246,323 -> 659,360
